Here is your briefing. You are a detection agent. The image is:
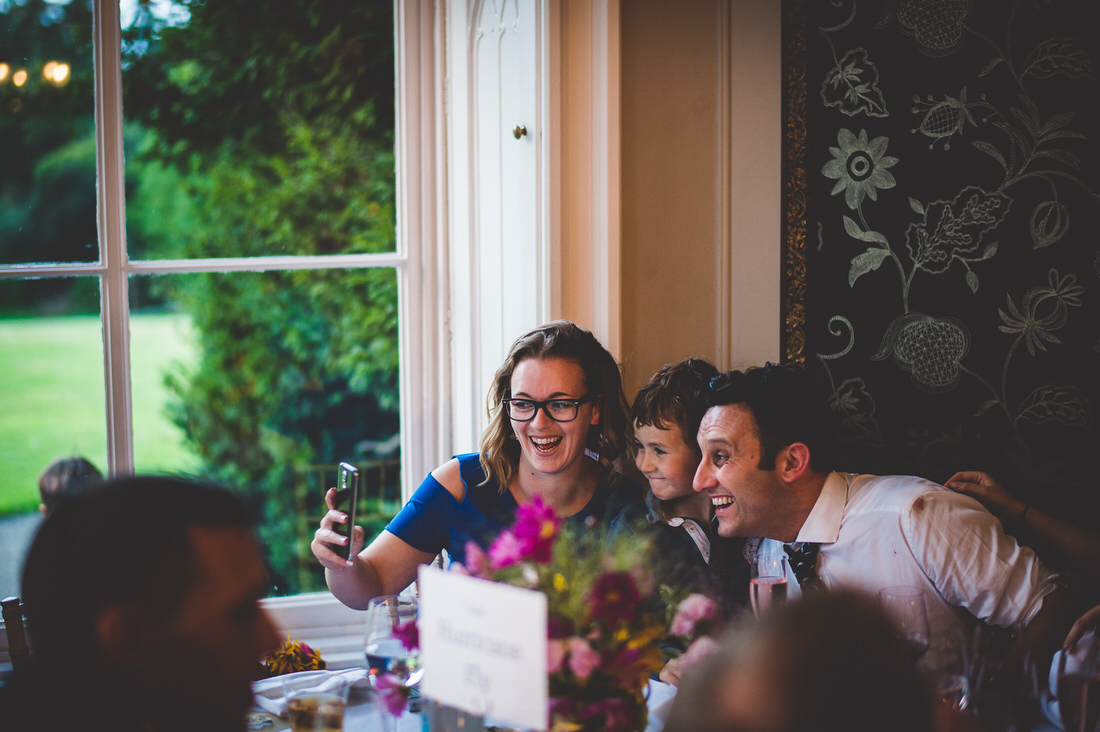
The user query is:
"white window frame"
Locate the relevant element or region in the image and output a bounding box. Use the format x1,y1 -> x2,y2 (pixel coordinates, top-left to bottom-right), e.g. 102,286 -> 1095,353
0,0 -> 450,660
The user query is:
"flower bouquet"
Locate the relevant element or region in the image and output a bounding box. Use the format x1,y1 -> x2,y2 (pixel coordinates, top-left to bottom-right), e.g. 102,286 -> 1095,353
261,633 -> 327,677
450,497 -> 668,732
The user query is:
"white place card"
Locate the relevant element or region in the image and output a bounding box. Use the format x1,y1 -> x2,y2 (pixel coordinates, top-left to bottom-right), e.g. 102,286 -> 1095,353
418,565 -> 548,730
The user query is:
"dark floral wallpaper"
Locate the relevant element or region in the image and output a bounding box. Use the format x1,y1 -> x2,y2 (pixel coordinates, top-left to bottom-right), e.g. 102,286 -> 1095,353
799,0 -> 1100,523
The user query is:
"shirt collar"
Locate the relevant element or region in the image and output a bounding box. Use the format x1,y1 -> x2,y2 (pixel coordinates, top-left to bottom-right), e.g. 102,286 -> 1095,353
794,471 -> 849,545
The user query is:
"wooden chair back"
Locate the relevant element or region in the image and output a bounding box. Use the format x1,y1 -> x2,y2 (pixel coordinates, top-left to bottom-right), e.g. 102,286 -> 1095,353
1,596 -> 30,673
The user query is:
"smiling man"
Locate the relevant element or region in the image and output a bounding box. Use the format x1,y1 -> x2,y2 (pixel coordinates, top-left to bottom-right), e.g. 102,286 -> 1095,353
0,475 -> 280,732
693,364 -> 1079,677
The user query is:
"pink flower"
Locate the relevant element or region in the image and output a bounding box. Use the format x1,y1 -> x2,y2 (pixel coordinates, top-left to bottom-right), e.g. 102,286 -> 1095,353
547,638 -> 565,673
565,637 -> 600,681
670,593 -> 717,637
462,541 -> 490,577
680,635 -> 721,674
393,617 -> 418,652
589,571 -> 641,626
375,673 -> 412,716
488,529 -> 525,569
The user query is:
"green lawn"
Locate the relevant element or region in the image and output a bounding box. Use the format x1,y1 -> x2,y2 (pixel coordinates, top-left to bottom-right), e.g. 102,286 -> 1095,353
0,312 -> 199,516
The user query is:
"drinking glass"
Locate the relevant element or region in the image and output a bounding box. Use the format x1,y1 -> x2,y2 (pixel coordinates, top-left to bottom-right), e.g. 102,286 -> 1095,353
928,629 -> 972,708
282,671 -> 351,732
364,594 -> 420,686
1058,633 -> 1100,732
749,552 -> 789,619
878,586 -> 931,664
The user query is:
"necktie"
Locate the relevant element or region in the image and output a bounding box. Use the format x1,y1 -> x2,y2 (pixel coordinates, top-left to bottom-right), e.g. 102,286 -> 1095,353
784,542 -> 825,594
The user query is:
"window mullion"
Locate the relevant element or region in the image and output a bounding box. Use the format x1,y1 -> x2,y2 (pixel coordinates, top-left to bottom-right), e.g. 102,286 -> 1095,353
94,0 -> 133,476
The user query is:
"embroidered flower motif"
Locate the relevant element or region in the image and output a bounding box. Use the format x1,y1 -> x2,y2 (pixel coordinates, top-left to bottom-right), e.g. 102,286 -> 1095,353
895,0 -> 971,58
821,48 -> 887,117
873,313 -> 970,394
822,128 -> 899,209
998,268 -> 1084,355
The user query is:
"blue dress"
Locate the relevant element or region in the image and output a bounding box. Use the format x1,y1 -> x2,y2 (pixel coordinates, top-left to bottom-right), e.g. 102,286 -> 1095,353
385,453 -> 641,566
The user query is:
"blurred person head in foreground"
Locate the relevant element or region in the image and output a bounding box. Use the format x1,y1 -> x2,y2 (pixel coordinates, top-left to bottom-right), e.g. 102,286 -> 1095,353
663,590 -> 934,732
2,474 -> 280,732
37,454 -> 104,515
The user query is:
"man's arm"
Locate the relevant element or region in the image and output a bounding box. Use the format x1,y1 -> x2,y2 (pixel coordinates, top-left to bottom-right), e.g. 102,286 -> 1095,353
1017,583 -> 1088,679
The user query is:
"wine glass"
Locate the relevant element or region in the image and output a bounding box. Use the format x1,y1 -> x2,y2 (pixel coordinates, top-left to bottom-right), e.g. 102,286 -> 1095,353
878,586 -> 931,664
749,552 -> 789,619
1058,632 -> 1100,732
364,594 -> 420,685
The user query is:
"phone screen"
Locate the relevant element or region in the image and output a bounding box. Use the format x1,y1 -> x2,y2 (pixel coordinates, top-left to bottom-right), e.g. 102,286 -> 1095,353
333,462 -> 360,560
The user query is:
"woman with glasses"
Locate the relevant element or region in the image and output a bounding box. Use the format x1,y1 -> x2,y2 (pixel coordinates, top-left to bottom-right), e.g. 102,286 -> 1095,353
311,320 -> 639,609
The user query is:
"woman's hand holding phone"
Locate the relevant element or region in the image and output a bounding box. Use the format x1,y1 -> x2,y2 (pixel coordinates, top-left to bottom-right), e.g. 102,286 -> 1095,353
310,462 -> 364,568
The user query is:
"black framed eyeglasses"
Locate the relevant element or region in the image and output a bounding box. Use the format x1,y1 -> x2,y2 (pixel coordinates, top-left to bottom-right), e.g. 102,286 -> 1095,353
502,394 -> 595,422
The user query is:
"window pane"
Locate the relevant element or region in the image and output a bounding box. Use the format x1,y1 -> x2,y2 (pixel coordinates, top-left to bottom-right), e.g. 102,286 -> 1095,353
120,1 -> 396,260
0,277 -> 106,600
130,269 -> 401,595
0,0 -> 98,266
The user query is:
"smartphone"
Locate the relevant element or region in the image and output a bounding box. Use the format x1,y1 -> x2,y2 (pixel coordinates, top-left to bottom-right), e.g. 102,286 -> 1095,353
332,462 -> 360,560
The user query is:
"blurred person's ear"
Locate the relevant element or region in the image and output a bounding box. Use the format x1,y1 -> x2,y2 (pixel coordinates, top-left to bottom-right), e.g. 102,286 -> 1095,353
96,604 -> 152,668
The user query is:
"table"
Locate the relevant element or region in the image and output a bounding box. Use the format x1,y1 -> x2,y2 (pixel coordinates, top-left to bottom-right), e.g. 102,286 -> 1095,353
250,680 -> 677,731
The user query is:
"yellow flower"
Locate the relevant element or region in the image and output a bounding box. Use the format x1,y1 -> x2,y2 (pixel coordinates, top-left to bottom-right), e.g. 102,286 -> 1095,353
553,573 -> 569,592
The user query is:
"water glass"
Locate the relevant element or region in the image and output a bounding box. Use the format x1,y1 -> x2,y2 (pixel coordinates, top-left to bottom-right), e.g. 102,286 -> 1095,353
282,671 -> 350,732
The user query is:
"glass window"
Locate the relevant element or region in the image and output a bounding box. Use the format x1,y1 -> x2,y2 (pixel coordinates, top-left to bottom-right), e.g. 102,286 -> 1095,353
0,0 -> 96,266
0,279 -> 107,502
0,0 -> 411,600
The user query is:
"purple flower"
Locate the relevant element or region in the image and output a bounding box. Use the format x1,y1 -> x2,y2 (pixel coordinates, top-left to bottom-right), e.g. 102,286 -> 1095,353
547,615 -> 574,640
584,697 -> 637,732
393,617 -> 418,651
565,637 -> 600,682
670,593 -> 717,637
375,673 -> 412,716
602,645 -> 648,687
589,572 -> 641,626
511,495 -> 561,563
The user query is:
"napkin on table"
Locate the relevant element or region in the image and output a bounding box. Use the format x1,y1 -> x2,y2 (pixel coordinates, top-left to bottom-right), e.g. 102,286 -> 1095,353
252,668 -> 368,716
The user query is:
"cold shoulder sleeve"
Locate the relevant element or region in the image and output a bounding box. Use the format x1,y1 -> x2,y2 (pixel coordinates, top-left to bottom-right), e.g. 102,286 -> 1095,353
385,470 -> 460,555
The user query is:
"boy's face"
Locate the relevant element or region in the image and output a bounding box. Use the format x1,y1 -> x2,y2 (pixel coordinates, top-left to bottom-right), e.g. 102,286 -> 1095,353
634,421 -> 700,501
